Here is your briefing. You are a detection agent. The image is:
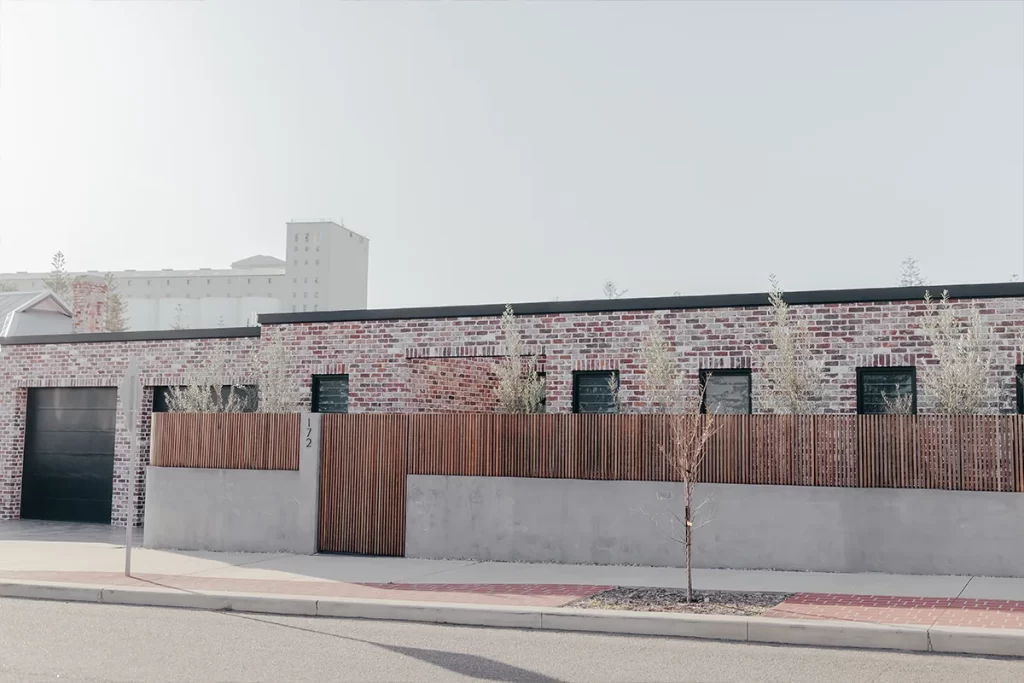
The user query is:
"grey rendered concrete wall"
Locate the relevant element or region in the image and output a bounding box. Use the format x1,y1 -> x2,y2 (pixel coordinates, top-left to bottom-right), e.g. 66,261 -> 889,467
143,414 -> 321,554
406,476 -> 1024,577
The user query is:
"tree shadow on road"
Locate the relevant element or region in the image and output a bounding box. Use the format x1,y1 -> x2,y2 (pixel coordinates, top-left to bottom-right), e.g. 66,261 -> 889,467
227,612 -> 563,683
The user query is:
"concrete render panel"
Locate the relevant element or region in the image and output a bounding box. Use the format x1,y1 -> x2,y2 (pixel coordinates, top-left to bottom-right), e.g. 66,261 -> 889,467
143,467 -> 308,553
747,618 -> 930,652
929,626 -> 1024,658
316,598 -> 544,629
540,608 -> 749,642
406,476 -> 1024,577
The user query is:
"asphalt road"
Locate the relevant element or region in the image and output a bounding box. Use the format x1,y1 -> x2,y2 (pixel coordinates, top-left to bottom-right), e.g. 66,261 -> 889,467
0,598 -> 1020,683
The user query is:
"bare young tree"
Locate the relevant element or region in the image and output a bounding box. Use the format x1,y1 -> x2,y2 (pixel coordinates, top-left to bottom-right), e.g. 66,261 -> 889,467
0,281 -> 16,292
644,387 -> 717,603
898,256 -> 926,287
495,304 -> 545,413
253,327 -> 300,413
921,290 -> 990,414
671,405 -> 716,603
103,273 -> 128,332
641,320 -> 678,413
602,281 -> 627,299
164,350 -> 250,413
760,275 -> 822,413
164,384 -> 247,413
634,327 -> 715,601
43,251 -> 72,302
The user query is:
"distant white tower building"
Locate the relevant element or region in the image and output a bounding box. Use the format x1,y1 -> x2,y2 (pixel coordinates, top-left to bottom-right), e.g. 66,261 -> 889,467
0,221 -> 369,331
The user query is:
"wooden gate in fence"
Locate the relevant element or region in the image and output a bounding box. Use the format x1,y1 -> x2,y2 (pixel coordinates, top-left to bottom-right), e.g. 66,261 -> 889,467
318,415 -> 408,555
316,414 -> 1024,556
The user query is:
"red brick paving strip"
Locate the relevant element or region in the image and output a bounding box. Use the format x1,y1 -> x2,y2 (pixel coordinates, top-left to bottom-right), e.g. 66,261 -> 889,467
764,593 -> 1024,629
0,571 -> 609,607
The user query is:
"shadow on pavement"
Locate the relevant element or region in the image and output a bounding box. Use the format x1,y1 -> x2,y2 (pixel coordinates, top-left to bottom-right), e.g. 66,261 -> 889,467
228,612 -> 564,683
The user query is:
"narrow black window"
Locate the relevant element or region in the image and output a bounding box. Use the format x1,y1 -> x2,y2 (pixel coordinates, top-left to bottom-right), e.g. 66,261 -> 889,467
856,367 -> 916,415
312,375 -> 349,413
572,371 -> 619,414
1016,365 -> 1024,414
536,372 -> 547,414
699,369 -> 752,414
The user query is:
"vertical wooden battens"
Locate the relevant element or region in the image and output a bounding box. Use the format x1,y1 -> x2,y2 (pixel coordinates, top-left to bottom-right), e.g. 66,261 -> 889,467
150,413 -> 300,470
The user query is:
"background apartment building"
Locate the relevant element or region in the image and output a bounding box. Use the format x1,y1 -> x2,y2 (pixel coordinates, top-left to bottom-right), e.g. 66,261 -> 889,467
0,221 -> 369,330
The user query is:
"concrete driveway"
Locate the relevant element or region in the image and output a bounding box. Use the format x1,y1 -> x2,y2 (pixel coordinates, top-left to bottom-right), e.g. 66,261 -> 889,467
0,519 -> 142,544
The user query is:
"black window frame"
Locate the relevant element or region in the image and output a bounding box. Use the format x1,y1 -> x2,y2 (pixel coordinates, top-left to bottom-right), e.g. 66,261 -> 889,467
311,374 -> 350,414
856,366 -> 917,415
699,368 -> 752,415
1016,365 -> 1024,415
572,370 -> 619,414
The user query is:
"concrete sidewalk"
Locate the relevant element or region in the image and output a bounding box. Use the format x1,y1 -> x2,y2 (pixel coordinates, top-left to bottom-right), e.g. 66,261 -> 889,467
3,521 -> 1024,657
3,530 -> 1024,601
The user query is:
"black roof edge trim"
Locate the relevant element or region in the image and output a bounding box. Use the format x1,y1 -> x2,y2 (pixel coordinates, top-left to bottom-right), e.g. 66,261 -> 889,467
259,282 -> 1024,325
0,327 -> 261,346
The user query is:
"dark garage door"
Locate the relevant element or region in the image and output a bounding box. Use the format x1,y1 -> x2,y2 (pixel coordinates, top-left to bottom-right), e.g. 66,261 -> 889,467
21,388 -> 117,523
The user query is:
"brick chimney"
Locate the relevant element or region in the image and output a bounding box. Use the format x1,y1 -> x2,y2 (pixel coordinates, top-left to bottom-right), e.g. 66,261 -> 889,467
71,275 -> 109,333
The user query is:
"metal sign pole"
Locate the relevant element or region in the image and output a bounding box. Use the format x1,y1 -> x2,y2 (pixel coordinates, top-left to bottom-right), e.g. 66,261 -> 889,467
125,405 -> 139,576
120,358 -> 141,577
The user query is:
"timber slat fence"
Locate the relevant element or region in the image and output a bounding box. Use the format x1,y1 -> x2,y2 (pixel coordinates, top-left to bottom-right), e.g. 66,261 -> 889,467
405,414 -> 1024,492
150,413 -> 300,470
317,414 -> 1024,555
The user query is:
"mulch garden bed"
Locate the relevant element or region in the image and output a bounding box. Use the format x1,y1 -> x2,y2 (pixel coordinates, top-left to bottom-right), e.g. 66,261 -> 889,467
568,587 -> 791,616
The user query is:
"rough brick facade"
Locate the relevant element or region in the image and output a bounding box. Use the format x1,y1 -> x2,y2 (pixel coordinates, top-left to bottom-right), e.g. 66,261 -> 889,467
2,284 -> 1024,524
409,357 -> 501,413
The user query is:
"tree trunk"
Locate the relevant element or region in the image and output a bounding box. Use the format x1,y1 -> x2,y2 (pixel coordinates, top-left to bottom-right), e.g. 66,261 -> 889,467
685,503 -> 692,603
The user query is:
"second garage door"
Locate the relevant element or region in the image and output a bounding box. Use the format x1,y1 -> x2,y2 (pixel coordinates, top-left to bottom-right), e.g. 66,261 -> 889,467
21,388 -> 117,523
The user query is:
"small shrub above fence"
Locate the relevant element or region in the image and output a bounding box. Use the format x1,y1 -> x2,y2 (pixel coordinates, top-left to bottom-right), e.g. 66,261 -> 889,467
151,413 -> 300,470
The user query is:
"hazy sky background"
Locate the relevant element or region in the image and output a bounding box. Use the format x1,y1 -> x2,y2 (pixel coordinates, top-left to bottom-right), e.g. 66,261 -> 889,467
0,0 -> 1021,308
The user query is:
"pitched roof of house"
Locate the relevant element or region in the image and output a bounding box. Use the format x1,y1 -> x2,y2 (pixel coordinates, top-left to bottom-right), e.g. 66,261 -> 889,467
0,291 -> 72,337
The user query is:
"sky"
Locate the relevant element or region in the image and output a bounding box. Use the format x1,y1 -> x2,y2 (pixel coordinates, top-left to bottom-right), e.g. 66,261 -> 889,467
0,0 -> 1021,308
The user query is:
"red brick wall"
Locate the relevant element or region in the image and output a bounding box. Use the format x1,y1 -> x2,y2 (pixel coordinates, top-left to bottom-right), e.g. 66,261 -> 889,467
0,336 -> 257,523
2,293 -> 1024,523
409,357 -> 501,413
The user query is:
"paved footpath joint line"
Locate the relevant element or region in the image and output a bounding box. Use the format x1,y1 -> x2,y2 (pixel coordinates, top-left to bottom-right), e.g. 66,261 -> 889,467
764,593 -> 1024,630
